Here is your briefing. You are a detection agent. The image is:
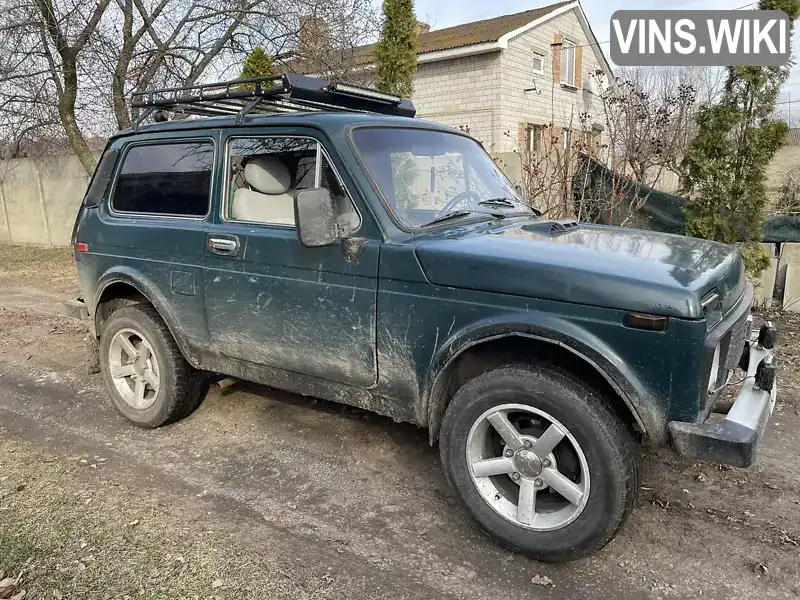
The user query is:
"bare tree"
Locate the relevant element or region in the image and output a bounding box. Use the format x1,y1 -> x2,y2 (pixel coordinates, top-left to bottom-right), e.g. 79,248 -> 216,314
0,0 -> 378,172
508,66 -> 726,224
277,0 -> 380,84
509,114 -> 652,225
598,67 -> 700,188
771,164 -> 800,216
0,0 -> 110,170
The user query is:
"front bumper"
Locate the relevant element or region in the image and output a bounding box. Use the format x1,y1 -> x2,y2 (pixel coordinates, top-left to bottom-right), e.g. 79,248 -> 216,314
668,321 -> 777,468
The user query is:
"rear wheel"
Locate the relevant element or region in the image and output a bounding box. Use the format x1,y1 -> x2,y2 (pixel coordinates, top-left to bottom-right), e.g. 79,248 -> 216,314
99,304 -> 202,427
440,363 -> 638,562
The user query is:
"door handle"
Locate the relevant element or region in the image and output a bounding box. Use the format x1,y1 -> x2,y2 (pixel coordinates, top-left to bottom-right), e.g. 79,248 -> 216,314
208,236 -> 239,256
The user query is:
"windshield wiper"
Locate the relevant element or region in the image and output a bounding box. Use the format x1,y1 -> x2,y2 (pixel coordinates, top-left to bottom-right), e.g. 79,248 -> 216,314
422,210 -> 474,227
478,197 -> 517,208
480,196 -> 542,216
423,208 -> 509,227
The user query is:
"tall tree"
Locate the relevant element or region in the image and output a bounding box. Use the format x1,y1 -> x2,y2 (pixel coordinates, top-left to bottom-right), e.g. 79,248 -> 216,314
374,0 -> 417,97
35,0 -> 113,173
241,46 -> 277,80
681,0 -> 800,276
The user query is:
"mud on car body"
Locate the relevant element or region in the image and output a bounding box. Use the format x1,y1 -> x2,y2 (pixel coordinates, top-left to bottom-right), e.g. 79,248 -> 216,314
71,73 -> 778,562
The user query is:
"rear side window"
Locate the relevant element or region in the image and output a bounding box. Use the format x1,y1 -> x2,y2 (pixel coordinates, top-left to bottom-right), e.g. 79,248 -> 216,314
83,148 -> 119,208
111,141 -> 214,217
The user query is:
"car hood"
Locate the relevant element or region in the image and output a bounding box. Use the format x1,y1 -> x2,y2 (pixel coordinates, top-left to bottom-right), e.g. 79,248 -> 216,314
414,220 -> 746,319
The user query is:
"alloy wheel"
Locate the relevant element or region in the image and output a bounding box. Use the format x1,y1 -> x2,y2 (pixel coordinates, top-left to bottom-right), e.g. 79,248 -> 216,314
466,403 -> 590,531
107,327 -> 160,410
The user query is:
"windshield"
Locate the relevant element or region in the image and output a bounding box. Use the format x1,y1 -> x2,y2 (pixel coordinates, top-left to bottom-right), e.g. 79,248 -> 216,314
351,127 -> 534,228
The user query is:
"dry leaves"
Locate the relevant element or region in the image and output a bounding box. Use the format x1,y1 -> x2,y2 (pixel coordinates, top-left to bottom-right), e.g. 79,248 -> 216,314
530,574 -> 554,587
261,515 -> 279,522
0,569 -> 25,599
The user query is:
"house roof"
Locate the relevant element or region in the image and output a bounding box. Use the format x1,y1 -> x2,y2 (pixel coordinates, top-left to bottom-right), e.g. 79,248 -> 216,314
386,1 -> 573,57
289,0 -> 575,70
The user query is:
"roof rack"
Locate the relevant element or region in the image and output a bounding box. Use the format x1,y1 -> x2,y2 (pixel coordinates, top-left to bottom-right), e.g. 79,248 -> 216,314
130,73 -> 416,129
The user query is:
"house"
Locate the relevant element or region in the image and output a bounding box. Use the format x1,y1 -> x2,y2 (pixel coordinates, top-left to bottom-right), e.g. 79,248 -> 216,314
411,1 -> 613,154
294,1 -> 614,155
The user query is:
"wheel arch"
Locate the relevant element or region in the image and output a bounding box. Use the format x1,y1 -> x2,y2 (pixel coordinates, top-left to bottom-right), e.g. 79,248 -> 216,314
92,269 -> 200,368
423,320 -> 666,446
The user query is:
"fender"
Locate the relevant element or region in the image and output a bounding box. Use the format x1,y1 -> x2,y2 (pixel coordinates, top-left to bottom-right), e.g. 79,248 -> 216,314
423,312 -> 667,444
92,267 -> 205,368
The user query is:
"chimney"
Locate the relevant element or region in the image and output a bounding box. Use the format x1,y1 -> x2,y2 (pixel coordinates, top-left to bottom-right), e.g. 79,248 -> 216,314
415,21 -> 430,36
300,16 -> 328,55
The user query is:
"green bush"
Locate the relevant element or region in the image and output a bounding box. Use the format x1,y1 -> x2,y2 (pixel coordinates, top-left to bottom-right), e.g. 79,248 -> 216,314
681,0 -> 800,279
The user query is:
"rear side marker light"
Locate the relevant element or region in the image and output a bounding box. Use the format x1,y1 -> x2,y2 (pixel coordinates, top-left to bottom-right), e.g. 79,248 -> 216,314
75,243 -> 89,252
625,312 -> 668,332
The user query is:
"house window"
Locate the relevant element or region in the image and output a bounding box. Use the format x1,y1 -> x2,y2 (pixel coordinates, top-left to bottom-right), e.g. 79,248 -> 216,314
561,39 -> 576,87
528,125 -> 544,153
532,51 -> 544,76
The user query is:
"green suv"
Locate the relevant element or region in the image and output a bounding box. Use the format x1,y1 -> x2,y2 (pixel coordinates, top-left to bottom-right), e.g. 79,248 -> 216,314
71,74 -> 778,562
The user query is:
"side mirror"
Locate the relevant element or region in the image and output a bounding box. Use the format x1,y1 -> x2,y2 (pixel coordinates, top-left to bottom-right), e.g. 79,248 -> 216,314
294,188 -> 340,248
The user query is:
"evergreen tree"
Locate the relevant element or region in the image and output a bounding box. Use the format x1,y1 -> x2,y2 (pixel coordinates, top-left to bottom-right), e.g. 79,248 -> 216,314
681,0 -> 800,277
374,0 -> 418,97
240,47 -> 277,88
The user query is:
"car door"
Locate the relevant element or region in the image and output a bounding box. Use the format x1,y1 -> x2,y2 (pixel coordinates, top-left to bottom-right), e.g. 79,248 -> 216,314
92,135 -> 216,351
202,129 -> 379,388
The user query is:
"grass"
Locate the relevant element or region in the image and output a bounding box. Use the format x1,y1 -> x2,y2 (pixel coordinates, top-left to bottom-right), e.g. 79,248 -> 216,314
0,244 -> 73,272
0,244 -> 76,290
0,434 -> 339,600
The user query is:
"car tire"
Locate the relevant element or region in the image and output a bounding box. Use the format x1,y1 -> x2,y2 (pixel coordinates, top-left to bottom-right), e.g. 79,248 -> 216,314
439,362 -> 638,562
99,304 -> 202,428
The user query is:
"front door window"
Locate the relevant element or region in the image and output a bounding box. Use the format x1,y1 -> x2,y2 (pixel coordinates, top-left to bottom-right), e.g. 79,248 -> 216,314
225,136 -> 360,232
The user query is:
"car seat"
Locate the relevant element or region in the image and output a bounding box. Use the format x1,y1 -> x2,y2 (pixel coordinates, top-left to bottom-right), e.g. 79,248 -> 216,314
231,156 -> 296,225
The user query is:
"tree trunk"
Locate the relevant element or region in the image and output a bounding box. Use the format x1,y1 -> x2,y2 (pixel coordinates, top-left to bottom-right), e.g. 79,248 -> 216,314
60,56 -> 96,174
113,0 -> 134,130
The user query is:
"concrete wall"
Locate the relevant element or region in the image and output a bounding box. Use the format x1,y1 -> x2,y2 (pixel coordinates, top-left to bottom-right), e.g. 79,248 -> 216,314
652,145 -> 800,197
3,149 -> 800,313
0,153 -> 95,247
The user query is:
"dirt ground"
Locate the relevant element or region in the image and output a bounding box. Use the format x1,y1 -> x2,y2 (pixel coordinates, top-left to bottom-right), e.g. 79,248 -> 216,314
0,244 -> 799,600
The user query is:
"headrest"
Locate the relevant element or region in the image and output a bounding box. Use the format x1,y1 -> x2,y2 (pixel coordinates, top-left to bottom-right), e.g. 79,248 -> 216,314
244,156 -> 291,195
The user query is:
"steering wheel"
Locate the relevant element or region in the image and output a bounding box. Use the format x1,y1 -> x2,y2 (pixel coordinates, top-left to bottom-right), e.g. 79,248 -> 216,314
434,189 -> 481,220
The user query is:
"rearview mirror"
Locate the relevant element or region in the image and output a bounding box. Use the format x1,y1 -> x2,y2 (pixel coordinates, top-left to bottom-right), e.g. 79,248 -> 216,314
294,188 -> 339,248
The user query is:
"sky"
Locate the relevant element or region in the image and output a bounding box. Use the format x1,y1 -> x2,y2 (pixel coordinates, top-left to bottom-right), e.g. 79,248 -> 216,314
412,0 -> 800,119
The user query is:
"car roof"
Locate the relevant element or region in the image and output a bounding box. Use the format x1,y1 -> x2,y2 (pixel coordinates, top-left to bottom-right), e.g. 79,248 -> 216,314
112,111 -> 460,140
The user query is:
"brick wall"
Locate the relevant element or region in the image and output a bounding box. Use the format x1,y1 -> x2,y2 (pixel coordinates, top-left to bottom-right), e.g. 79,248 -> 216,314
497,10 -> 605,153
411,52 -> 503,151
408,8 -> 609,156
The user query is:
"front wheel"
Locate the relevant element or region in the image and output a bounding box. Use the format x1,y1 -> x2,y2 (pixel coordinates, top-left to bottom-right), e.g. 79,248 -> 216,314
439,363 -> 639,562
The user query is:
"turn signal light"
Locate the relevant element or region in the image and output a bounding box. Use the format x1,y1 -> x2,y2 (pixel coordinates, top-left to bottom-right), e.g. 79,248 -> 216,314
625,312 -> 669,332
